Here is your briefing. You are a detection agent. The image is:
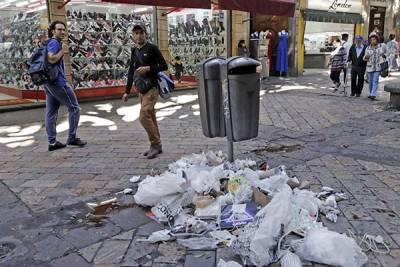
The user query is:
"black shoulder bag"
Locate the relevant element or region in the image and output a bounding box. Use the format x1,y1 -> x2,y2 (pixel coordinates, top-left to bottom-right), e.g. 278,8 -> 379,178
133,48 -> 154,94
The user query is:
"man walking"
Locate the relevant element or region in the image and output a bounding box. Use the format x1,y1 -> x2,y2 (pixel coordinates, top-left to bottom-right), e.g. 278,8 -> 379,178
122,23 -> 168,159
44,21 -> 86,151
348,35 -> 367,97
341,33 -> 351,88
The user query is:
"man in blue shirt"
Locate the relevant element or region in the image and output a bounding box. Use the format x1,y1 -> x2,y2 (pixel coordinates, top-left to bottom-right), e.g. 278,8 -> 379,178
44,21 -> 86,151
348,35 -> 367,97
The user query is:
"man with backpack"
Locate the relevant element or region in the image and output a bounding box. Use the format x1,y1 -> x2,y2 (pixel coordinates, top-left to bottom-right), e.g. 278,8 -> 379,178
43,21 -> 86,151
122,23 -> 168,159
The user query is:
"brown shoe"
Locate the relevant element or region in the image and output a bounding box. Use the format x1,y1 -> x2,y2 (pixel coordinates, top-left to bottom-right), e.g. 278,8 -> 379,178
146,144 -> 162,159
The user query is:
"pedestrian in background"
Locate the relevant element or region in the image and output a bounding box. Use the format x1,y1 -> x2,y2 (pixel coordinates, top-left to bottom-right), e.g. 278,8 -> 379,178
386,34 -> 398,72
329,40 -> 347,91
348,35 -> 367,97
122,23 -> 168,159
170,56 -> 184,84
237,40 -> 249,57
364,33 -> 387,100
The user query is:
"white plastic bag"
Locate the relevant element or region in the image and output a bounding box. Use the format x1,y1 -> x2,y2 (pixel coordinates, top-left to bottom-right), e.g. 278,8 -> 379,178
292,189 -> 321,218
186,165 -> 224,194
292,228 -> 368,267
257,171 -> 290,194
147,229 -> 171,243
249,185 -> 293,266
151,194 -> 183,222
134,172 -> 186,206
217,259 -> 243,267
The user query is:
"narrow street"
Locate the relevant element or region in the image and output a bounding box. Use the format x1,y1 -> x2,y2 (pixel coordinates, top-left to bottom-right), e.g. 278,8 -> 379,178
0,70 -> 399,266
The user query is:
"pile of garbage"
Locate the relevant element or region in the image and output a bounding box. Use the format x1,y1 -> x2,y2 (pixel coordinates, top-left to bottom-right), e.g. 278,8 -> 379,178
128,151 -> 369,267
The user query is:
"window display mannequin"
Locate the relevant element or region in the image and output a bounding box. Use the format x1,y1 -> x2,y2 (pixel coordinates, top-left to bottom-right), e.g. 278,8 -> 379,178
265,29 -> 273,71
276,29 -> 289,75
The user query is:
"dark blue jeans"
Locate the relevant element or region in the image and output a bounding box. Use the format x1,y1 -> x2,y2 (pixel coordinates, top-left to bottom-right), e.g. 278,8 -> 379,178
44,83 -> 80,144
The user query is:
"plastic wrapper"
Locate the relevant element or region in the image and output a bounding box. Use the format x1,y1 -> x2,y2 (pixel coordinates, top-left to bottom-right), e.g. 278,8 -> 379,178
210,230 -> 236,246
195,200 -> 221,218
292,228 -> 368,267
172,216 -> 209,236
257,171 -> 290,194
292,189 -> 321,218
147,229 -> 172,243
227,175 -> 253,204
243,168 -> 260,187
288,207 -> 325,235
177,237 -> 219,250
134,172 -> 186,206
325,195 -> 338,208
249,185 -> 293,266
151,188 -> 195,222
129,176 -> 141,183
280,251 -> 303,267
151,194 -> 183,222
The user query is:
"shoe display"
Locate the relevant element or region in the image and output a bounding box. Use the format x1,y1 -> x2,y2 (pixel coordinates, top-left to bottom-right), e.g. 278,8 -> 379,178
0,12 -> 46,91
0,8 -> 153,91
168,10 -> 227,76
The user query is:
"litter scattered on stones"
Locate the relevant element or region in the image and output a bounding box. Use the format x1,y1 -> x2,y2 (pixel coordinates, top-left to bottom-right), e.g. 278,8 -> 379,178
116,151 -> 375,266
129,175 -> 141,183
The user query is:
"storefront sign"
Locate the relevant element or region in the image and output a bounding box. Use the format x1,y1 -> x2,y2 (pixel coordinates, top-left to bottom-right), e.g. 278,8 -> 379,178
307,0 -> 362,14
370,0 -> 388,7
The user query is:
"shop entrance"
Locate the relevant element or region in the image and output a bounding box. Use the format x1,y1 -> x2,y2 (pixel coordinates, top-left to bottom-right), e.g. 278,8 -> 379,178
368,6 -> 386,37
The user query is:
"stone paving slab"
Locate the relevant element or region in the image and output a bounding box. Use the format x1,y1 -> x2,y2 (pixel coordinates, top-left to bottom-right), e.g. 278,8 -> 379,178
0,70 -> 399,266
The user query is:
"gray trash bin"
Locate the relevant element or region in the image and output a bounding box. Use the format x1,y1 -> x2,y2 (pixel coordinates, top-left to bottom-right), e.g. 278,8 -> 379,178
196,57 -> 226,138
221,57 -> 260,142
249,39 -> 259,59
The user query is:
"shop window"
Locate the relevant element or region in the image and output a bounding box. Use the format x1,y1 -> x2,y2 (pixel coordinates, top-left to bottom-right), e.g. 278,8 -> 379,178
304,21 -> 354,54
66,2 -> 154,89
0,3 -> 48,90
167,8 -> 227,76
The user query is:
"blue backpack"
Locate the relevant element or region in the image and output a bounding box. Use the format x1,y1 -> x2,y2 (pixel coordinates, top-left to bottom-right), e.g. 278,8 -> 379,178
157,72 -> 175,99
27,40 -> 59,85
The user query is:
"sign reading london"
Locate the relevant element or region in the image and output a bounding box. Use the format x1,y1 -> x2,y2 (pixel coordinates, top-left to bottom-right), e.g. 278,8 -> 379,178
307,0 -> 362,14
329,0 -> 352,11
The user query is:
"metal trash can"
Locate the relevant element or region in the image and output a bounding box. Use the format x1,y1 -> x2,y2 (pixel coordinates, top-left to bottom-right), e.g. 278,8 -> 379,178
249,39 -> 259,59
196,57 -> 226,138
220,57 -> 260,142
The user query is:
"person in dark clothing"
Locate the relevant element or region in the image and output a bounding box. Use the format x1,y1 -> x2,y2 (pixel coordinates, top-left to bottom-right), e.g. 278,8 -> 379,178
171,56 -> 184,83
348,35 -> 367,97
237,40 -> 249,57
122,23 -> 168,159
329,40 -> 347,91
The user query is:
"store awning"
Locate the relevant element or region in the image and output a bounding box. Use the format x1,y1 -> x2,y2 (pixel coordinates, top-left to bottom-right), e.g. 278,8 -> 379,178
218,0 -> 295,17
304,9 -> 364,24
100,0 -> 211,9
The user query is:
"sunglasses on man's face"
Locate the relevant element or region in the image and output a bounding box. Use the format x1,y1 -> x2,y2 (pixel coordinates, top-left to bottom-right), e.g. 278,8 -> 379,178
55,28 -> 66,31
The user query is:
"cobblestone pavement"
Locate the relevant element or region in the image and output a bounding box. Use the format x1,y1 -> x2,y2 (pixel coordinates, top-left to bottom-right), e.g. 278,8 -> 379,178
0,69 -> 399,266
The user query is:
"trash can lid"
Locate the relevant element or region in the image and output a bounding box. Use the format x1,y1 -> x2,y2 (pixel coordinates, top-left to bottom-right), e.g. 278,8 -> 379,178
227,56 -> 260,71
199,57 -> 225,78
200,57 -> 225,68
